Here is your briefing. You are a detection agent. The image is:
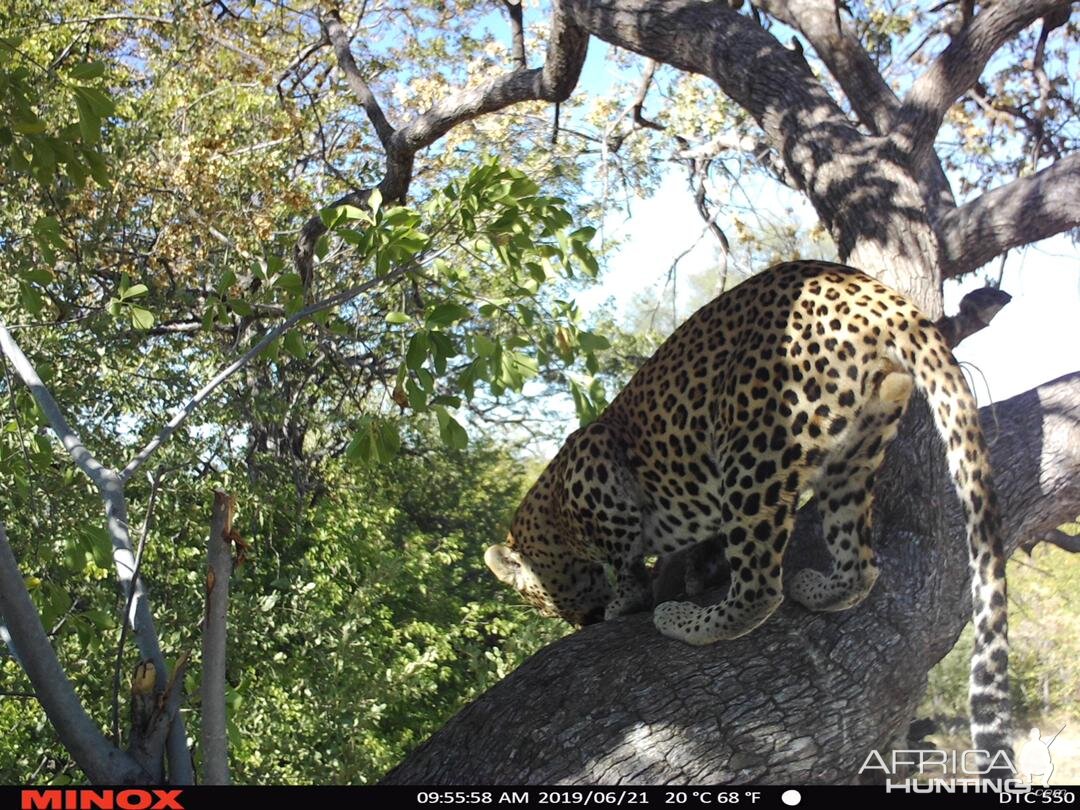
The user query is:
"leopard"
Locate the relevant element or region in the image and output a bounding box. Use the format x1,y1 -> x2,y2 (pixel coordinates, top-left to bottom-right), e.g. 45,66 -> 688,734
485,260 -> 1010,758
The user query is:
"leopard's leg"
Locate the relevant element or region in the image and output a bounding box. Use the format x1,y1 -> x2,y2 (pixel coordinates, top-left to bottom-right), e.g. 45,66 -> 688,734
788,467 -> 880,611
560,421 -> 650,620
604,554 -> 651,619
654,484 -> 796,645
789,368 -> 913,612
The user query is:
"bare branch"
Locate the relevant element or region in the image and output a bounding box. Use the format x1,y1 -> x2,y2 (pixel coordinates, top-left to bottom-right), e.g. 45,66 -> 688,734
389,2 -> 588,157
1022,529 -> 1080,555
606,59 -> 665,154
202,491 -> 236,785
934,286 -> 1012,348
120,266 -> 409,483
503,0 -> 527,69
937,152 -> 1080,278
893,0 -> 1073,168
0,525 -> 149,784
322,10 -> 396,148
0,322 -> 114,491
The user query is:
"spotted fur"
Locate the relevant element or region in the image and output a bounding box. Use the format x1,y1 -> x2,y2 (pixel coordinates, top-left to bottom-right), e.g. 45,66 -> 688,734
485,261 -> 1009,757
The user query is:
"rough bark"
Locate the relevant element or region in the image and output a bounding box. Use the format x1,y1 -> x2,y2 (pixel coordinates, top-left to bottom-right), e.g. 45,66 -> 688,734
937,153 -> 1080,279
384,372 -> 1080,785
751,0 -> 957,215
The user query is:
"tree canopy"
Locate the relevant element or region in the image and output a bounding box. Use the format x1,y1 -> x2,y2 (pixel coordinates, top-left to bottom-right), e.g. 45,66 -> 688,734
0,0 -> 1077,786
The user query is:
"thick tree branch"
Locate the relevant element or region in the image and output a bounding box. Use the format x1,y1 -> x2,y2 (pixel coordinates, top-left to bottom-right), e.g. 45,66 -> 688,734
937,152 -> 1080,278
0,323 -> 113,491
0,322 -> 194,784
753,0 -> 957,212
322,11 -> 395,148
385,373 -> 1080,784
755,0 -> 897,134
893,0 -> 1074,169
503,0 -> 527,69
557,0 -> 949,297
564,0 -> 843,142
0,526 -> 149,784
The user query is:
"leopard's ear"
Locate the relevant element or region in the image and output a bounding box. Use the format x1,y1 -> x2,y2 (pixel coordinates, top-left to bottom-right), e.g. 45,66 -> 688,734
485,544 -> 523,586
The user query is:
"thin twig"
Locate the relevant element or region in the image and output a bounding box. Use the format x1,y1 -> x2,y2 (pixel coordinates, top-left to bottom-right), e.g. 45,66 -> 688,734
120,265 -> 410,482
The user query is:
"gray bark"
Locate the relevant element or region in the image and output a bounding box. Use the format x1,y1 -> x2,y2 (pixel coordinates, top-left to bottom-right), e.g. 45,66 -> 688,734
0,527 -> 150,784
0,322 -> 194,785
201,491 -> 235,785
937,153 -> 1080,279
384,372 -> 1080,785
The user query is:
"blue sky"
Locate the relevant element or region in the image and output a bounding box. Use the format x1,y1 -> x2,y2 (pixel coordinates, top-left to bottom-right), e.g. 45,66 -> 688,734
581,172 -> 1079,407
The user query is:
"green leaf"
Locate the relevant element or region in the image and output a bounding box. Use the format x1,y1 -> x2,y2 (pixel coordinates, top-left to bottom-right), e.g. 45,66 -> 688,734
129,306 -> 154,330
22,268 -> 53,285
276,273 -> 305,294
577,331 -> 610,352
368,188 -> 383,213
377,422 -> 401,461
415,367 -> 434,392
72,85 -> 115,116
83,149 -> 110,186
69,62 -> 106,80
340,204 -> 369,221
346,430 -> 372,463
11,118 -> 46,135
228,299 -> 253,317
319,206 -> 344,228
406,332 -> 428,370
405,379 -> 427,410
385,311 -> 410,324
569,226 -> 597,243
20,283 -> 43,316
472,334 -> 496,357
425,303 -> 471,328
283,331 -> 308,359
120,283 -> 148,300
436,408 -> 468,450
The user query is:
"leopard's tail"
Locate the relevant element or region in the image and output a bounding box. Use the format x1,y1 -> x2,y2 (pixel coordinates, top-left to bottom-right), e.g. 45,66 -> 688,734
900,323 -> 1011,767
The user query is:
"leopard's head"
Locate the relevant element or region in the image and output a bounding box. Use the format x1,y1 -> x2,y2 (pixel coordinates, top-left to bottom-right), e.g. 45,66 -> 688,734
484,535 -> 611,627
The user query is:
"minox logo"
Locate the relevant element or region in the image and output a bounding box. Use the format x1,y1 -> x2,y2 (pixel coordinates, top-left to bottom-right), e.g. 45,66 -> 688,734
20,790 -> 184,810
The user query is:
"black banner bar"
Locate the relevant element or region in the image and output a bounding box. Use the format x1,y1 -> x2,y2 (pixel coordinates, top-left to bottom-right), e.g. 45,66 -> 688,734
1,785 -> 1076,810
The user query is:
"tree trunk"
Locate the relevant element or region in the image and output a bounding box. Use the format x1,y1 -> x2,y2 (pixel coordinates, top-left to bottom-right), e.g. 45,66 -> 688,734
383,372 -> 1080,785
